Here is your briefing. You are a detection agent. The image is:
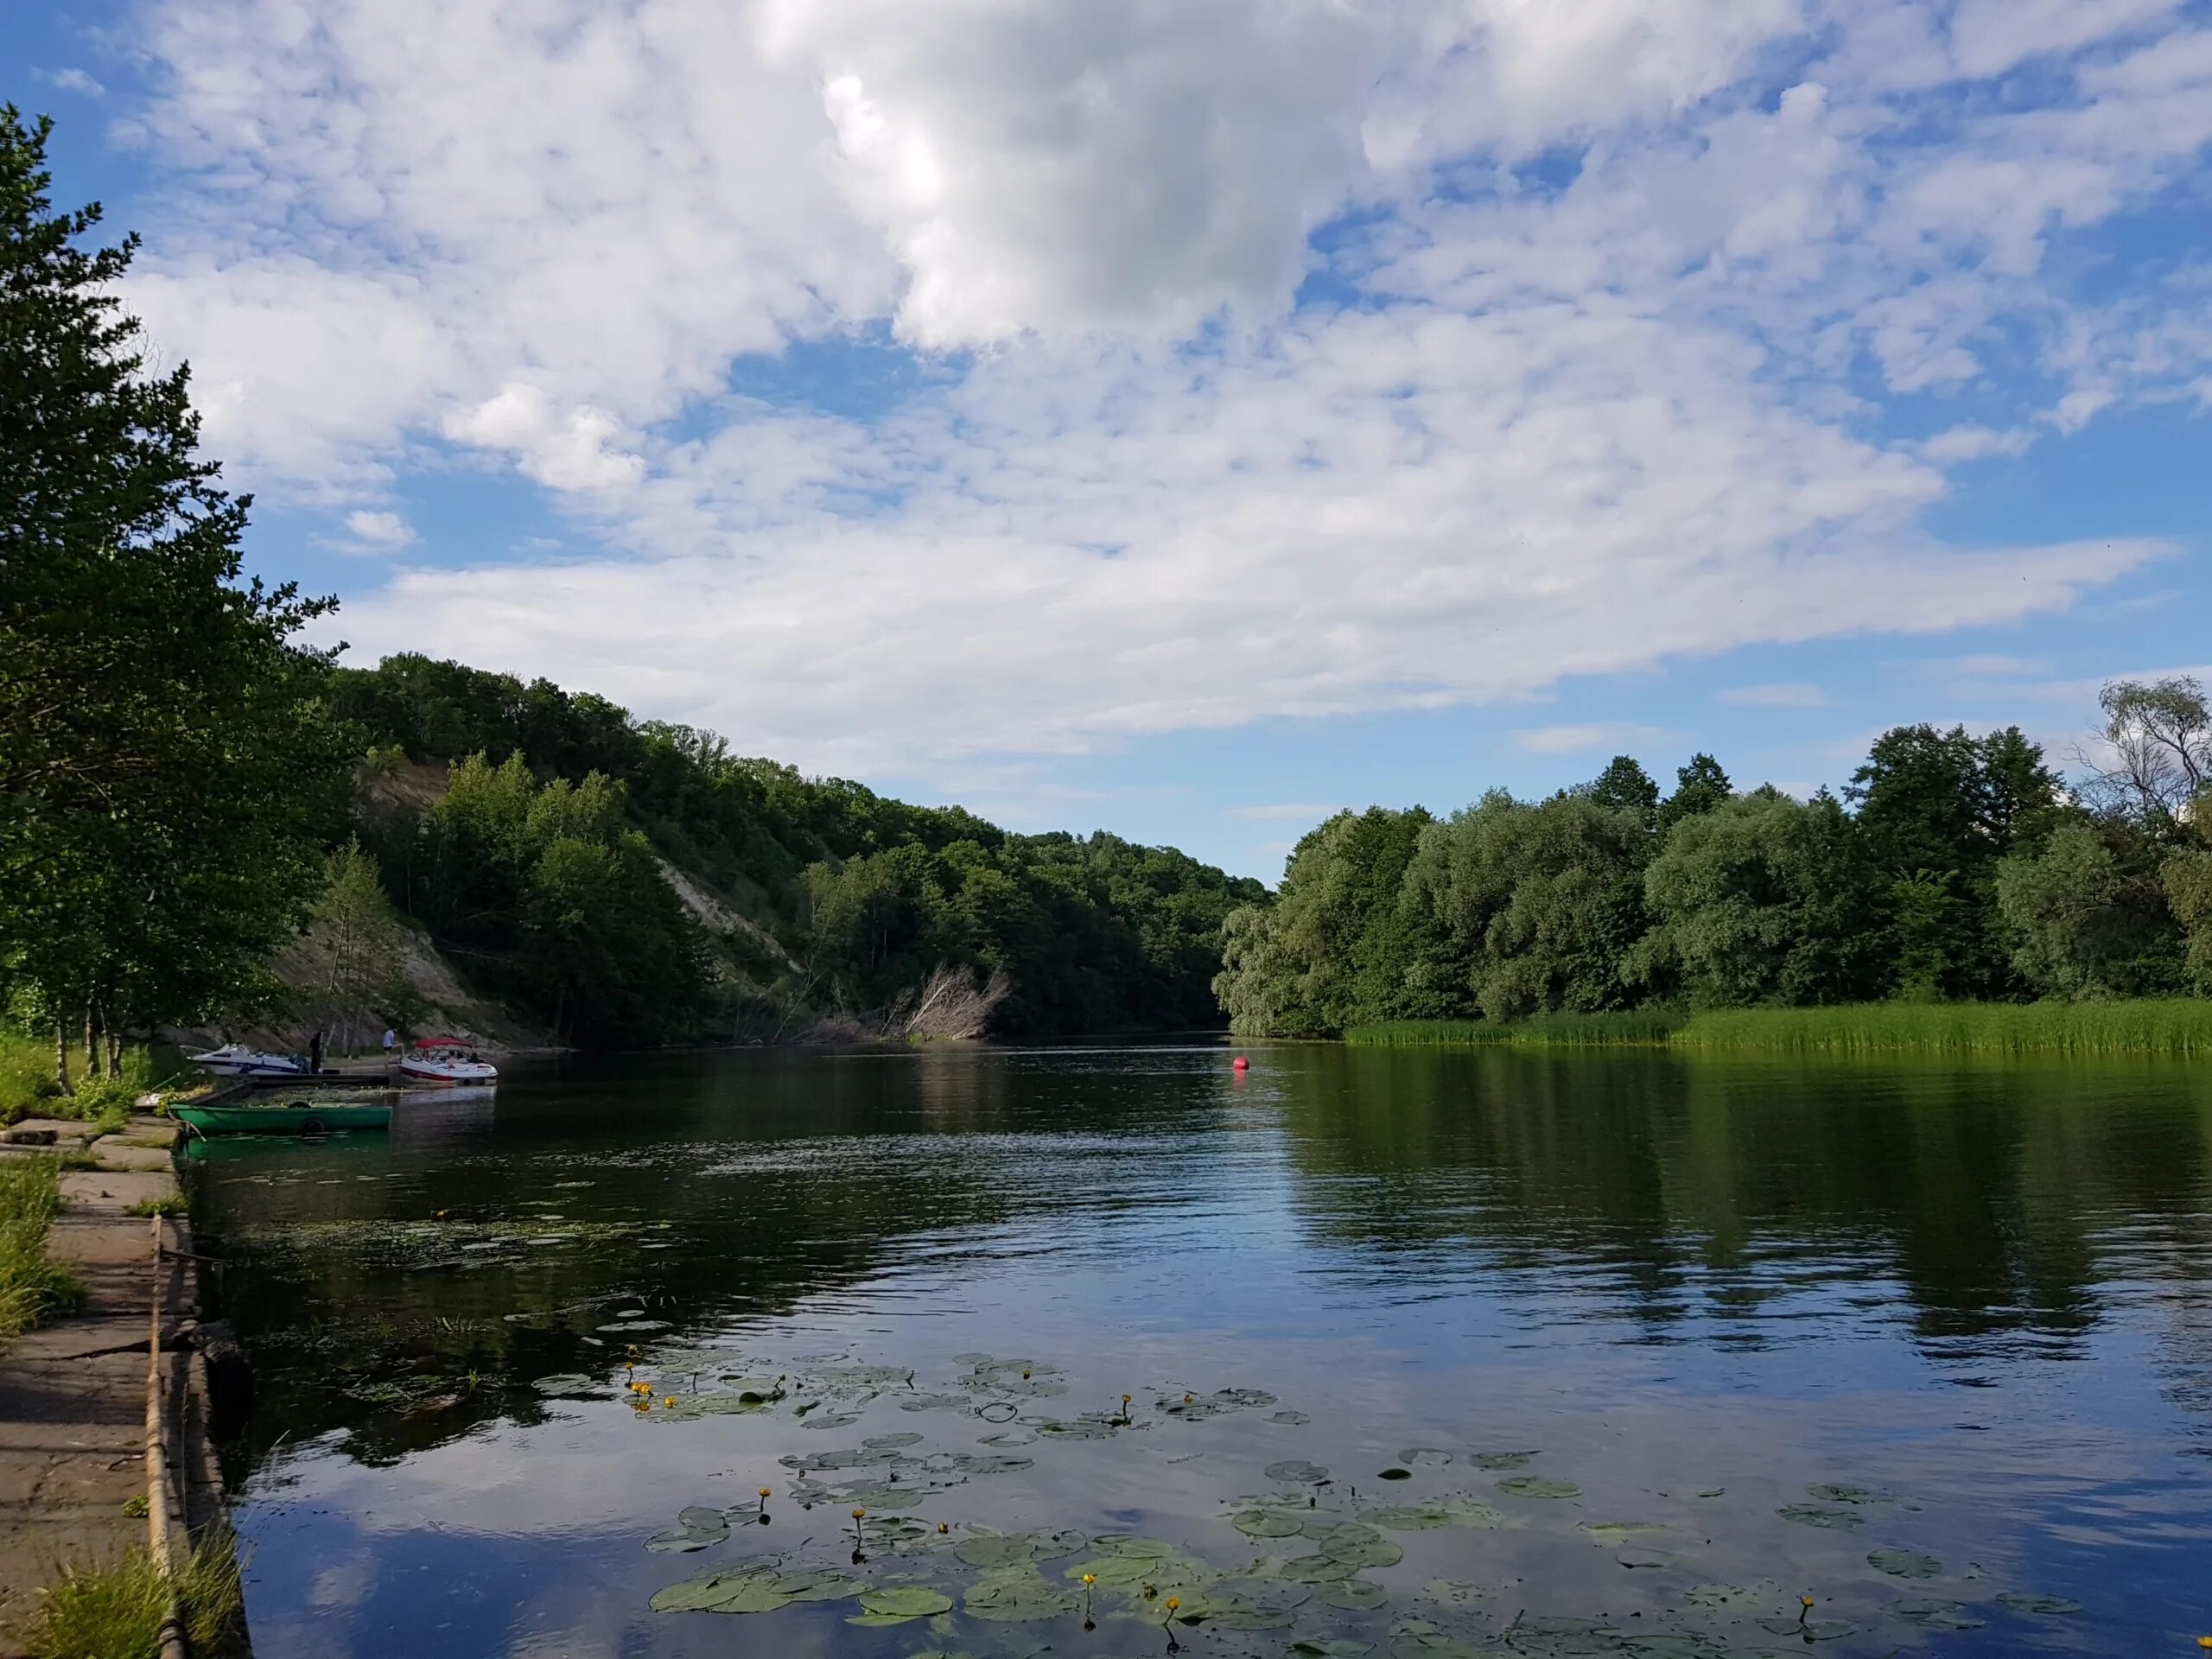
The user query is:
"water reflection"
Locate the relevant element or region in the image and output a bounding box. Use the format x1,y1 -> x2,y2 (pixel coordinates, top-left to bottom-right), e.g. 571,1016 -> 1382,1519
189,1045 -> 2212,1656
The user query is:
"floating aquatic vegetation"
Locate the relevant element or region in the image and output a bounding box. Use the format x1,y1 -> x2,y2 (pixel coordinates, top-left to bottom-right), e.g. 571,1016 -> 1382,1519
800,1410 -> 862,1430
849,1584 -> 954,1625
1774,1503 -> 1861,1529
1170,1578 -> 1306,1630
1294,1641 -> 1375,1656
1421,1581 -> 1512,1610
645,1505 -> 731,1553
1994,1592 -> 2082,1615
650,1562 -> 862,1614
1028,1416 -> 1116,1440
1866,1547 -> 1942,1579
1272,1410 -> 1312,1426
1316,1578 -> 1389,1611
1364,1500 -> 1510,1531
1614,1548 -> 1672,1569
1379,1467 -> 1414,1480
896,1391 -> 968,1413
1887,1598 -> 1984,1630
1232,1510 -> 1306,1538
1580,1524 -> 1669,1547
1618,1637 -> 1727,1658
1389,1624 -> 1506,1658
1464,1451 -> 1539,1471
1400,1448 -> 1454,1466
530,1373 -> 601,1395
976,1427 -> 1038,1446
1497,1478 -> 1580,1499
1268,1459 -> 1331,1485
964,1563 -> 1081,1621
953,1529 -> 1089,1569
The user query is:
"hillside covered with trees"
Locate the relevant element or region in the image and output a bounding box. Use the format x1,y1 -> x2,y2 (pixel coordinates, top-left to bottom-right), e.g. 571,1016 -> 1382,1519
1216,687 -> 2212,1035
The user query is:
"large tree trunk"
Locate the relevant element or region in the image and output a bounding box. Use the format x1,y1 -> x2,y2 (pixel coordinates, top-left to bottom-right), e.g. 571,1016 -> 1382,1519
84,1003 -> 104,1079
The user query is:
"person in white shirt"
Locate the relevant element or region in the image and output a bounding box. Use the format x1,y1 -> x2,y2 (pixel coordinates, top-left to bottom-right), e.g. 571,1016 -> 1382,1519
382,1027 -> 397,1056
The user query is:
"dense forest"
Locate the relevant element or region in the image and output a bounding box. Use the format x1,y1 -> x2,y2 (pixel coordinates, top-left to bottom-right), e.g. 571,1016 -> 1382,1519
330,655 -> 1266,1045
1217,691 -> 2212,1035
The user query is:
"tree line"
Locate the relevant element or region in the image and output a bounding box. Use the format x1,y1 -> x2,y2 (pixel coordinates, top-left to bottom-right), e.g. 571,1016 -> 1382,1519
1217,695 -> 2212,1035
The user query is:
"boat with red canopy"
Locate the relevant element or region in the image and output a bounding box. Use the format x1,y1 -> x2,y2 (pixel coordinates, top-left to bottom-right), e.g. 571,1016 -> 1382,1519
397,1037 -> 499,1086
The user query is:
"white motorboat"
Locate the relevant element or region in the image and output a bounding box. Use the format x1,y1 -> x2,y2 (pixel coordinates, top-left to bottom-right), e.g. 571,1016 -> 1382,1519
188,1043 -> 311,1078
397,1038 -> 499,1086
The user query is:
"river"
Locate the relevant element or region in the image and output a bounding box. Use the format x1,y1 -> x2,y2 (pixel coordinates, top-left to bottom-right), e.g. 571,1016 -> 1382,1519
184,1042 -> 2212,1657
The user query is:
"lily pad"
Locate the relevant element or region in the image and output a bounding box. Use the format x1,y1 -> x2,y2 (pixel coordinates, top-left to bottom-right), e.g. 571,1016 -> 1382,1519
1497,1477 -> 1580,1499
1504,1615 -> 1625,1654
1279,1554 -> 1361,1583
1272,1410 -> 1313,1426
1867,1548 -> 1942,1580
1317,1579 -> 1390,1611
777,1568 -> 865,1602
1268,1459 -> 1331,1484
1368,1500 -> 1509,1531
1401,1448 -> 1455,1466
963,1564 -> 1078,1622
1580,1524 -> 1669,1547
864,1432 -> 925,1450
1294,1643 -> 1375,1657
1775,1503 -> 1862,1529
1994,1592 -> 2082,1616
1465,1451 -> 1539,1470
1232,1510 -> 1307,1538
531,1372 -> 599,1395
1378,1467 -> 1414,1481
954,1528 -> 1089,1568
1888,1599 -> 1984,1630
650,1568 -> 791,1615
853,1585 -> 954,1623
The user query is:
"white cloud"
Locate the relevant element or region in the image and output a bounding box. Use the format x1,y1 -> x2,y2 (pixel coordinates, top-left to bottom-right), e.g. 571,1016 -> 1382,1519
39,67 -> 107,98
1514,723 -> 1672,757
1717,683 -> 1834,709
101,0 -> 2212,772
1918,424 -> 2035,464
341,510 -> 416,551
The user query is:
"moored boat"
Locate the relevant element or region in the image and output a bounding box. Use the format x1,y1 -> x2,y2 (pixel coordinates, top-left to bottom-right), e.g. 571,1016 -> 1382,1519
172,1098 -> 392,1136
187,1043 -> 310,1078
397,1037 -> 499,1086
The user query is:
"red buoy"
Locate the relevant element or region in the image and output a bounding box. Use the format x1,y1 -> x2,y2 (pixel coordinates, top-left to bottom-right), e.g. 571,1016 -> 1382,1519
1232,1054 -> 1249,1071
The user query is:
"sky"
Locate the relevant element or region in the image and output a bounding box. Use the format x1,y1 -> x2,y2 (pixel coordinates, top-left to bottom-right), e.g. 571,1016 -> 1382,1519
10,0 -> 2212,882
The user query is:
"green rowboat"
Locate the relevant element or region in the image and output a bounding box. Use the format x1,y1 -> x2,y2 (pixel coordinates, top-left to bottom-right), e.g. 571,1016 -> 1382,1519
173,1099 -> 392,1136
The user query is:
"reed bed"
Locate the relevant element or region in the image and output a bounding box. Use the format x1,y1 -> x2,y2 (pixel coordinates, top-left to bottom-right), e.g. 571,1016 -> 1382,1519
1673,1000 -> 2212,1057
1342,1001 -> 2212,1057
1344,1011 -> 1686,1048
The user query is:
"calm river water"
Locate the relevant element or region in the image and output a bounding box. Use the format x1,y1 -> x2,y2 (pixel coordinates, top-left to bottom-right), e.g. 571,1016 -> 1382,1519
186,1043 -> 2212,1658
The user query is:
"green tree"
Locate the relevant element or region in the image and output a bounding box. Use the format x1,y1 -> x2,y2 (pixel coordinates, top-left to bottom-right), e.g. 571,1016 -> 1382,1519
300,839 -> 408,1051
2160,849 -> 2212,995
1994,823 -> 2183,1000
0,109 -> 349,1083
1660,754 -> 1733,829
2085,677 -> 2212,821
1637,790 -> 1886,1007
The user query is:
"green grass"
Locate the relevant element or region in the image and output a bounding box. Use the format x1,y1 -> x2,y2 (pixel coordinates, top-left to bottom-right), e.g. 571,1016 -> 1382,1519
1675,999 -> 2212,1057
1,1156 -> 85,1345
124,1195 -> 186,1219
0,1030 -> 156,1128
1343,1000 -> 2212,1057
19,1528 -> 245,1659
1344,1010 -> 1687,1047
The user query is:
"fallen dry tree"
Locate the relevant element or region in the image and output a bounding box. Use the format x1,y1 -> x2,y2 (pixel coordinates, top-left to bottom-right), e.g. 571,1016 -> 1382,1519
804,963 -> 1012,1045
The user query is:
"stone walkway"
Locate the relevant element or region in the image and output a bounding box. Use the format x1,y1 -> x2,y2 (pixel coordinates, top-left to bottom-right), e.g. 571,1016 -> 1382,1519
0,1114 -> 181,1650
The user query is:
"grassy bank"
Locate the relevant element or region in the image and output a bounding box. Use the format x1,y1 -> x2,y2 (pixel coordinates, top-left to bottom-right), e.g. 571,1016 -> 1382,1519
2,1028 -> 159,1128
0,1157 -> 83,1344
19,1529 -> 244,1659
1344,1011 -> 1687,1047
1339,1000 -> 2212,1057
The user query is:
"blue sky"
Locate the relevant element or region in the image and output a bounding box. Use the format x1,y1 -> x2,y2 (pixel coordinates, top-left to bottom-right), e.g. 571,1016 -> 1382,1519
10,0 -> 2212,880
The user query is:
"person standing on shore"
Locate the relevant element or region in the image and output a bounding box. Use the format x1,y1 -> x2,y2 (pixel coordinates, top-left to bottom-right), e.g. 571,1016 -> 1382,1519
308,1029 -> 325,1074
382,1027 -> 397,1061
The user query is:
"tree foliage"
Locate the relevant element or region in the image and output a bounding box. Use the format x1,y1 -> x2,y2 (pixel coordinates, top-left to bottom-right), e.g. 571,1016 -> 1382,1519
0,108 -> 349,1081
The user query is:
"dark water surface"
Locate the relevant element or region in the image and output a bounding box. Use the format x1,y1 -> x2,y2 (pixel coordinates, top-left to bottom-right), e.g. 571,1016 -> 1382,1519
187,1044 -> 2212,1658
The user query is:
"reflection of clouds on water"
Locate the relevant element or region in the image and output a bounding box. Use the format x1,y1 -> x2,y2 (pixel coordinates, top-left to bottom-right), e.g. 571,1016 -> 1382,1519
210,1046 -> 2212,1656
305,1557 -> 374,1611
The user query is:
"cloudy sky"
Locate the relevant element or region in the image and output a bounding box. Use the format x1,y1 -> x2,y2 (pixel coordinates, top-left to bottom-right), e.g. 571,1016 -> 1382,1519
14,0 -> 2212,878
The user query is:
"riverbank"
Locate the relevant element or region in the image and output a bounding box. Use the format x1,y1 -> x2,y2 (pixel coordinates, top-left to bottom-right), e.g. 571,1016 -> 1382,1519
1341,998 -> 2212,1056
0,1113 -> 237,1658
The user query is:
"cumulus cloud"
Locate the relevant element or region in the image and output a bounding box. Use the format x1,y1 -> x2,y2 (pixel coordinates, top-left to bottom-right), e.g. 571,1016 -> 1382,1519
101,0 -> 2212,772
340,510 -> 416,552
1717,683 -> 1834,709
1515,723 -> 1674,756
